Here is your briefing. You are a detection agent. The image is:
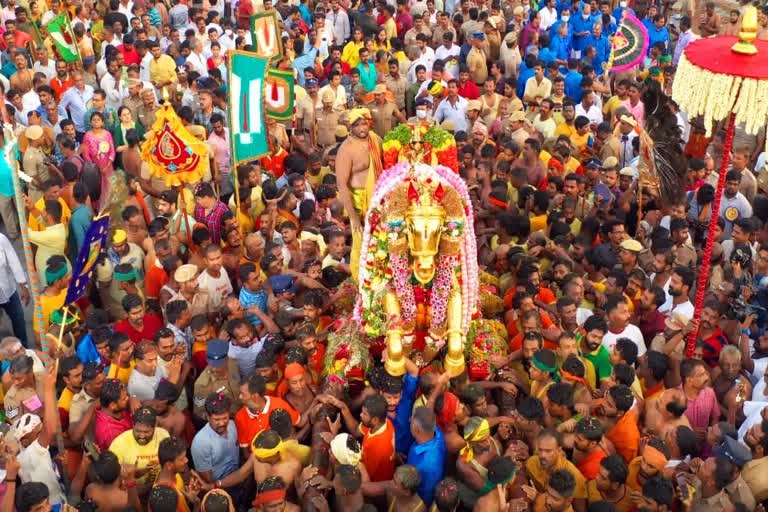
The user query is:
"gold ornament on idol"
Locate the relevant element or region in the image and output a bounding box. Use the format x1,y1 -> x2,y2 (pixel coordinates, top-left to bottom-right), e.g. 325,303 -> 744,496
732,5 -> 759,55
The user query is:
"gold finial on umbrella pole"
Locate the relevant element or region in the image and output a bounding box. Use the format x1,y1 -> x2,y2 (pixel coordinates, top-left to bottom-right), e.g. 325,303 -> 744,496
732,5 -> 759,55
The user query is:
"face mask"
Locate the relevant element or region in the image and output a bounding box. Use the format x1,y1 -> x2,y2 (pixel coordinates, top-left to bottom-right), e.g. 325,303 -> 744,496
524,5 -> 531,12
619,1 -> 627,6
416,110 -> 427,119
225,29 -> 232,35
582,13 -> 590,19
562,15 -> 570,22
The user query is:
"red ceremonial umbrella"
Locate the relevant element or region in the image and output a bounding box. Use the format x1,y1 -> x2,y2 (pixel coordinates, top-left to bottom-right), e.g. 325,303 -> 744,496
671,6 -> 768,356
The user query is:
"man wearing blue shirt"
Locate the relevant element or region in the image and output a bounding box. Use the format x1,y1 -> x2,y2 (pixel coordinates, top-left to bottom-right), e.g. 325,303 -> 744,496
647,14 -> 670,54
585,24 -> 610,72
407,407 -> 446,505
389,357 -> 420,455
564,59 -> 583,102
292,38 -> 319,87
571,4 -> 596,58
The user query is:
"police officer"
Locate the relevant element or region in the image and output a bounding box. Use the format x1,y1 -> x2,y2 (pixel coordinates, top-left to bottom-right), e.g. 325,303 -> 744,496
5,355 -> 43,422
192,340 -> 241,423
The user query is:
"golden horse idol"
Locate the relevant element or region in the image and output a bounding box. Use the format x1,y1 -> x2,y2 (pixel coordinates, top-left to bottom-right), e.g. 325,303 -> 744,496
354,126 -> 478,377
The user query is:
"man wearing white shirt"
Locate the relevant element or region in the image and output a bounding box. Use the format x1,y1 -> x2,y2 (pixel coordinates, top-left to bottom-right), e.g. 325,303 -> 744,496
658,267 -> 695,319
100,57 -> 128,111
317,71 -> 347,111
325,0 -> 350,46
435,80 -> 469,132
32,47 -> 56,81
184,38 -> 208,77
0,233 -> 30,347
118,0 -> 135,19
434,32 -> 460,80
601,295 -> 647,356
575,91 -> 603,126
538,0 -> 558,31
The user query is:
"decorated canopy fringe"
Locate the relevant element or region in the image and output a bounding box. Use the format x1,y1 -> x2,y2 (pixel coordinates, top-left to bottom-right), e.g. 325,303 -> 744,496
672,53 -> 768,137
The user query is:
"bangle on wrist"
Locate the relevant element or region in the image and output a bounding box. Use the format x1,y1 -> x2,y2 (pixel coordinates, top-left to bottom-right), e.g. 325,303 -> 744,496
124,480 -> 136,488
5,476 -> 16,483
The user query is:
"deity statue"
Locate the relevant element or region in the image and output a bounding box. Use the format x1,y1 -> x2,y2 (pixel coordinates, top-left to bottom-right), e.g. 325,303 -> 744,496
355,126 -> 477,377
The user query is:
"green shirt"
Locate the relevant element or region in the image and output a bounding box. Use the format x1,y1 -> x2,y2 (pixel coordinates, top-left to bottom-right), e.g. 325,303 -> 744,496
583,345 -> 612,382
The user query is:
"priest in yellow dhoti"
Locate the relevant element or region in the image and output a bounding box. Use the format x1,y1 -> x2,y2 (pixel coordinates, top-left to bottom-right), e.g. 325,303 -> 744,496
335,108 -> 383,282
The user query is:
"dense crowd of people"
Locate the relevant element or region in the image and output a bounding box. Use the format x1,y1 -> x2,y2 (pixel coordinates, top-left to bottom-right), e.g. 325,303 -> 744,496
0,0 -> 766,510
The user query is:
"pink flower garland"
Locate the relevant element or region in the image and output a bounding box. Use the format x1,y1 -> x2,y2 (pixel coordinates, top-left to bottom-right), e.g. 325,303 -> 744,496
354,163 -> 479,337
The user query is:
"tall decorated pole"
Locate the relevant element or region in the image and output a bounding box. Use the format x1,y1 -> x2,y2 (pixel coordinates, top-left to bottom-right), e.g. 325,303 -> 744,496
2,111 -> 47,349
1,94 -> 69,487
672,6 -> 768,356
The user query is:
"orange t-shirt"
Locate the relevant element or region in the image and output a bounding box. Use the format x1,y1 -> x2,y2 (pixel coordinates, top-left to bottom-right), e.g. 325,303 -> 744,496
360,419 -> 396,482
234,397 -> 300,448
577,447 -> 607,480
503,286 -> 557,310
607,408 -> 640,464
145,264 -> 168,299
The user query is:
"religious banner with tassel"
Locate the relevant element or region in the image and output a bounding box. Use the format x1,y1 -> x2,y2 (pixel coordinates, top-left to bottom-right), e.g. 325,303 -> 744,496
228,51 -> 270,165
140,102 -> 209,187
265,68 -> 295,121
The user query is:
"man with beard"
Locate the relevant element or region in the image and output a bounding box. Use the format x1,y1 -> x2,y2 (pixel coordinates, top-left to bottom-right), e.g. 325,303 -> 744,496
128,340 -> 181,404
601,384 -> 640,464
109,406 -> 170,496
335,108 -> 383,280
68,362 -> 107,445
742,419 -> 768,502
694,298 -> 730,367
658,266 -> 694,318
713,346 -> 753,421
637,286 -> 667,345
681,358 -> 720,445
555,330 -> 597,391
156,189 -> 196,243
601,295 -> 646,356
94,378 -> 133,452
282,363 -> 315,420
573,417 -> 609,481
581,315 -> 613,387
625,438 -> 670,492
115,294 -> 164,345
587,455 -> 632,511
524,429 -> 587,511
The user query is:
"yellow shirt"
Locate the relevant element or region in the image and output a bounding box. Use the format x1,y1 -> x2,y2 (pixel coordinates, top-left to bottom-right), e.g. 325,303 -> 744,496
526,455 -> 588,500
530,214 -> 547,233
383,18 -> 397,42
39,288 -> 66,332
57,387 -> 74,412
554,122 -> 576,139
237,209 -> 255,234
29,197 -> 72,232
149,54 -> 178,85
107,360 -> 136,385
587,479 -> 634,511
110,427 -> 170,486
307,166 -> 332,190
602,95 -> 625,122
341,41 -> 364,68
